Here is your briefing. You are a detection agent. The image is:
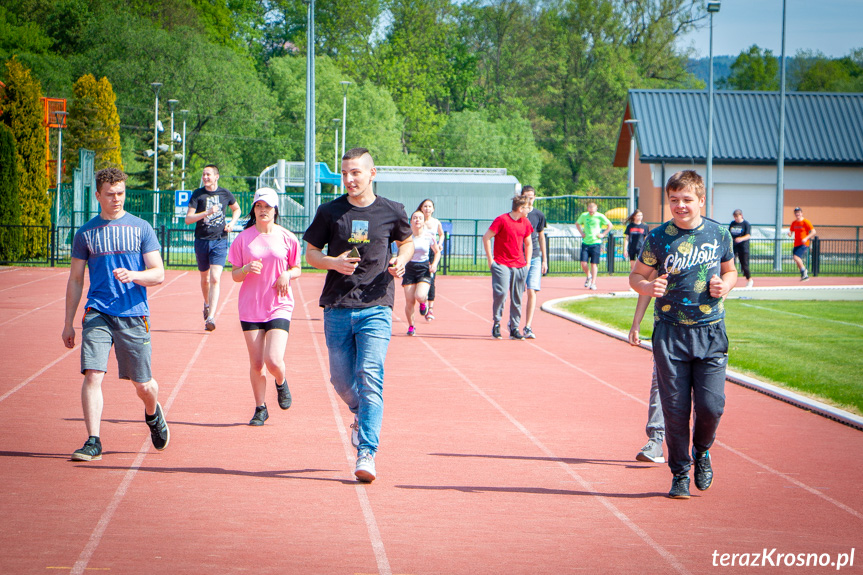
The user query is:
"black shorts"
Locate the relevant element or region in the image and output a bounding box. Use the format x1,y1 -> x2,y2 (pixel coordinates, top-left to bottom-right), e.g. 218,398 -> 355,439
240,318 -> 291,332
402,261 -> 432,286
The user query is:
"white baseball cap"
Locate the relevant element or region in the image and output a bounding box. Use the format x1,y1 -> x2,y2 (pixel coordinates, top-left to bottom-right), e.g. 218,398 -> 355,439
253,187 -> 278,208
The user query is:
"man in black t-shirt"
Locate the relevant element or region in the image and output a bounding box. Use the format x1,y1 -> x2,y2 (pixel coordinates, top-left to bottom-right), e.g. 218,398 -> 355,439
729,209 -> 753,287
305,148 -> 413,484
185,164 -> 240,331
521,186 -> 547,339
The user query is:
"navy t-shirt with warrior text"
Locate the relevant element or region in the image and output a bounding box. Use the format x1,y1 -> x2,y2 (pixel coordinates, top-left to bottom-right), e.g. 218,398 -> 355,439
71,213 -> 161,317
638,218 -> 733,326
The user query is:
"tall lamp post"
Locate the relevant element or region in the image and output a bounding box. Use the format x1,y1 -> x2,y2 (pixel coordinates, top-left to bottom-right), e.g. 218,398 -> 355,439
180,109 -> 189,190
624,119 -> 638,216
150,82 -> 162,227
167,99 -> 178,189
54,111 -> 68,226
303,0 -> 316,227
332,118 -> 341,175
705,0 -> 720,219
339,81 -> 351,193
773,0 -> 788,270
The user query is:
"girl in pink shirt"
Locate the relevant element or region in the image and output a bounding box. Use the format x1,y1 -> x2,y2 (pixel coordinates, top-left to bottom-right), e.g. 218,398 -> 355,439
229,188 -> 302,426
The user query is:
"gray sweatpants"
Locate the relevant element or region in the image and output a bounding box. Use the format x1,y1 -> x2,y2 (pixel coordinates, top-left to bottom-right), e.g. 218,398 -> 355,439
646,364 -> 665,442
491,262 -> 528,331
652,320 -> 728,475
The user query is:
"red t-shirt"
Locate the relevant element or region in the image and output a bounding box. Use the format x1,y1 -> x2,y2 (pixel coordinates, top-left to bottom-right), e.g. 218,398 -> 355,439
790,218 -> 814,247
489,213 -> 533,267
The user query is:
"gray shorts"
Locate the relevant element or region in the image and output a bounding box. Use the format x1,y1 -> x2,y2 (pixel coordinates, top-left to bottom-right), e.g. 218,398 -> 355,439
81,309 -> 153,383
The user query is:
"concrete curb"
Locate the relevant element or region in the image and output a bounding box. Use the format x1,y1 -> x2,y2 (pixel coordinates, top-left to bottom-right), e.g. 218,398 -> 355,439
542,293 -> 863,432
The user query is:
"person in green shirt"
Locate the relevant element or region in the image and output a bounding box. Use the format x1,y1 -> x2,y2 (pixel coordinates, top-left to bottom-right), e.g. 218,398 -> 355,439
575,202 -> 613,290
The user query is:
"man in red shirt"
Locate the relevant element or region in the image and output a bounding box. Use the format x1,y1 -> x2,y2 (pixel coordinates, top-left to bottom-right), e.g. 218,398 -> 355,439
788,207 -> 816,281
482,195 -> 533,340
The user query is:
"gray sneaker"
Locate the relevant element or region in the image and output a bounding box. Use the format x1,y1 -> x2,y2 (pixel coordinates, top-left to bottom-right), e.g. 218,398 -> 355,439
350,414 -> 359,448
355,452 -> 376,483
636,439 -> 665,463
523,326 -> 536,339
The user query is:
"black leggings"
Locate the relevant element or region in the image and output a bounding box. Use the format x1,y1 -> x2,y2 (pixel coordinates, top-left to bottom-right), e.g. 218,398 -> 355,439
735,249 -> 750,280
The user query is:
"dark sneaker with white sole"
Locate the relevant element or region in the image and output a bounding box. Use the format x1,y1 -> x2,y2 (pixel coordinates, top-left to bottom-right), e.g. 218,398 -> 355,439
523,326 -> 536,339
276,380 -> 292,410
72,436 -> 102,461
692,448 -> 714,491
203,303 -> 210,320
509,327 -> 525,340
350,415 -> 360,448
249,404 -> 269,426
669,473 -> 691,499
146,402 -> 170,451
492,322 -> 502,339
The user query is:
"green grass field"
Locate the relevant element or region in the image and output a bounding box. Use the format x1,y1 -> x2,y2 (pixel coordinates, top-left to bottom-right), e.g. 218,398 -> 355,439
558,297 -> 863,415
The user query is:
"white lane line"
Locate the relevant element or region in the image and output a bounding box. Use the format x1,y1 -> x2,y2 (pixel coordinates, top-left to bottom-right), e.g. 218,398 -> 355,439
0,272 -> 56,294
409,324 -> 691,575
737,301 -> 863,329
69,281 -> 234,575
0,272 -> 191,402
295,280 -> 392,575
0,295 -> 65,328
0,348 -> 77,404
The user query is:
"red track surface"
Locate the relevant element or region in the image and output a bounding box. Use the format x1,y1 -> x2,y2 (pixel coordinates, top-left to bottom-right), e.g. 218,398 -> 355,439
1,267 -> 862,575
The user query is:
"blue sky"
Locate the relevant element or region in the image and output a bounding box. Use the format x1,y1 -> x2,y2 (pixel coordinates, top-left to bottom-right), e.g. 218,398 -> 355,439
678,0 -> 863,59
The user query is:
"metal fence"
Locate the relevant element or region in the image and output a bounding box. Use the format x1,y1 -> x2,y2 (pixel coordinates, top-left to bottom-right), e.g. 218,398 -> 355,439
4,210 -> 863,276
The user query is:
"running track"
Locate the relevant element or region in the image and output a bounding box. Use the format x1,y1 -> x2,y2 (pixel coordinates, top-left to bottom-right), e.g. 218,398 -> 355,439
1,267 -> 862,575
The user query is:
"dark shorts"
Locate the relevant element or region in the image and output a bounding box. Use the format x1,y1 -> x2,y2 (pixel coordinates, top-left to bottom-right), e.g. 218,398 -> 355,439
580,243 -> 601,264
402,261 -> 432,286
793,245 -> 809,260
241,318 -> 291,332
81,309 -> 152,383
195,238 -> 229,272
627,244 -> 643,261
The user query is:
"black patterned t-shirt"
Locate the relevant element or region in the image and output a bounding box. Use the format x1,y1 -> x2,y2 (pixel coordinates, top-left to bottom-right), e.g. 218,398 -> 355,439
638,218 -> 734,326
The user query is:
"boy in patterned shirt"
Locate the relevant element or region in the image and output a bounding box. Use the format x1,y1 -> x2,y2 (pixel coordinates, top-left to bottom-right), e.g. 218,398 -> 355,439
629,170 -> 737,499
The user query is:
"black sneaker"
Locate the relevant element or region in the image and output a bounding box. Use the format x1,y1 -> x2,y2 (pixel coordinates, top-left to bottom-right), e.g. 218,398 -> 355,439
145,402 -> 170,451
205,317 -> 216,331
71,436 -> 102,461
509,327 -> 525,340
692,448 -> 714,491
203,303 -> 210,320
276,380 -> 292,410
801,271 -> 810,281
492,322 -> 502,339
668,473 -> 690,499
249,404 -> 269,426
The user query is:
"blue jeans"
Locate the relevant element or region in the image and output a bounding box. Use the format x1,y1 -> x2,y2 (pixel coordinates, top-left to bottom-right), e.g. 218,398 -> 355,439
323,306 -> 392,456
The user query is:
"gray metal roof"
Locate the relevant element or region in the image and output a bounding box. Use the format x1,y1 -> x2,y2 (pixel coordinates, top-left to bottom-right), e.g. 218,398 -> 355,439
614,90 -> 863,166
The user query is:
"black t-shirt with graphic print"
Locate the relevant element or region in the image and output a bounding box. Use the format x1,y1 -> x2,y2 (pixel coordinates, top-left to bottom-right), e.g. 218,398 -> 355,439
189,186 -> 237,240
728,219 -> 751,253
304,194 -> 412,309
638,218 -> 734,326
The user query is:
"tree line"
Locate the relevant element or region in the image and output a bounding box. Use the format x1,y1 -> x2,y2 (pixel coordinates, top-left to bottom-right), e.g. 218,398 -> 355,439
1,0 -> 860,227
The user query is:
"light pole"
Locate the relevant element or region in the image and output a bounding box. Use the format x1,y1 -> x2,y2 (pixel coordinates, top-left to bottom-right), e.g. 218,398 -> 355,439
339,81 -> 351,194
705,1 -> 720,219
625,119 -> 638,216
774,0 -> 788,270
303,0 -> 316,226
150,82 -> 162,227
332,118 -> 341,176
180,109 -> 189,190
53,110 -> 67,226
167,99 -> 178,189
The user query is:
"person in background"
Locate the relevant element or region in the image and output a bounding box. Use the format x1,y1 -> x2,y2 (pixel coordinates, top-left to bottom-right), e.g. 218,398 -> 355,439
788,207 -> 816,281
576,202 -> 613,290
729,209 -> 753,288
624,209 -> 649,272
418,199 -> 445,321
402,210 -> 441,336
185,164 -> 240,331
520,186 -> 547,339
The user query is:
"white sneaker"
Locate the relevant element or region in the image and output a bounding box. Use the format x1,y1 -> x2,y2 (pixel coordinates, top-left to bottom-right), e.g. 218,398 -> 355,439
589,283 -> 597,290
584,276 -> 592,288
746,279 -> 754,288
355,452 -> 376,483
350,415 -> 359,448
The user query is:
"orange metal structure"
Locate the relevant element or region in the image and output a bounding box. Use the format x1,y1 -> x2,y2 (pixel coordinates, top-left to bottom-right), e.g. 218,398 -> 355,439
43,97 -> 67,186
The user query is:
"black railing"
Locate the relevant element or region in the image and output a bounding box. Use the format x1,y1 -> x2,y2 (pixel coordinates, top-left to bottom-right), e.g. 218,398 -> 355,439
3,224 -> 863,276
